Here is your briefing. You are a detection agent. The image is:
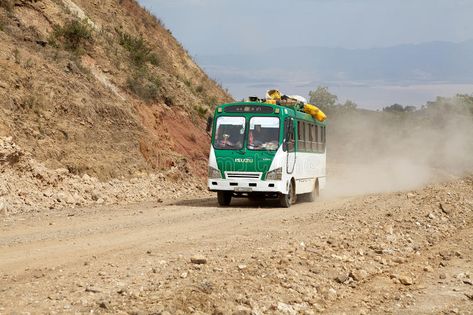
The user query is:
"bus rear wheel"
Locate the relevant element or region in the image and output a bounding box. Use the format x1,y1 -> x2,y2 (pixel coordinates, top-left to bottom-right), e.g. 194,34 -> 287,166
279,181 -> 295,208
217,191 -> 232,206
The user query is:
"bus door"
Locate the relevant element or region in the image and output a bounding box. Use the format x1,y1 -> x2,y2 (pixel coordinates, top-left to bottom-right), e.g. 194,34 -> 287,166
284,118 -> 296,174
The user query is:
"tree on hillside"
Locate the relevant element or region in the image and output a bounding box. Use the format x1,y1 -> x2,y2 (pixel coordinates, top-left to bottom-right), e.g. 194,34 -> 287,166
308,86 -> 337,112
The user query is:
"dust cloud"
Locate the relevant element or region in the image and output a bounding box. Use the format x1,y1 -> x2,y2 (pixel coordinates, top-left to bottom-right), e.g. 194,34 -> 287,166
325,102 -> 473,197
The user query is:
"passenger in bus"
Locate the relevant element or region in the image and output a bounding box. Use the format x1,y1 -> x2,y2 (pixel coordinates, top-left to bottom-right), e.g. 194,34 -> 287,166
248,125 -> 262,148
249,125 -> 279,150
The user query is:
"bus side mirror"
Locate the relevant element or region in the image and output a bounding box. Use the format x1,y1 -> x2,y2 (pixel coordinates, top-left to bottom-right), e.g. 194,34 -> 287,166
206,116 -> 213,133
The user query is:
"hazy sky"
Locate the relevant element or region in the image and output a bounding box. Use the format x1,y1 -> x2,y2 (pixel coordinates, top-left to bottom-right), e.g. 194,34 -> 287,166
138,0 -> 473,55
137,0 -> 473,107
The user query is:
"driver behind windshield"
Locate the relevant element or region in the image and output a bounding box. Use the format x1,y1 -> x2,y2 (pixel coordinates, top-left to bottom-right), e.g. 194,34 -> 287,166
215,125 -> 244,149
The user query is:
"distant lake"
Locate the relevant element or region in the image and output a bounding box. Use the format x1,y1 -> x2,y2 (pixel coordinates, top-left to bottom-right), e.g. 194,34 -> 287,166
224,82 -> 473,110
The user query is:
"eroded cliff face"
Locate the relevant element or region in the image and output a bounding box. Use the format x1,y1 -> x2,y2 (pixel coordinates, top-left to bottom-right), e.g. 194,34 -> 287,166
0,0 -> 232,180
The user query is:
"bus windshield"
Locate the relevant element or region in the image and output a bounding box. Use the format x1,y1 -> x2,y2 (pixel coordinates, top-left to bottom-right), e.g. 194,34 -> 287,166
248,117 -> 280,151
214,116 -> 245,150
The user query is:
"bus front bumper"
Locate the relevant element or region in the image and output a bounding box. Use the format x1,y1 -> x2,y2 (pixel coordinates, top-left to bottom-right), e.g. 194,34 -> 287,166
207,179 -> 287,194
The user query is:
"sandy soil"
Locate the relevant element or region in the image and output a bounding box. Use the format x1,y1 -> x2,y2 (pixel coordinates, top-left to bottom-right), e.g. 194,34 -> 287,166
1,177 -> 472,314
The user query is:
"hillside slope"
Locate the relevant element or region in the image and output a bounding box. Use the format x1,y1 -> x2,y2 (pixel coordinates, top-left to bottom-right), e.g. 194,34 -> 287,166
0,0 -> 232,180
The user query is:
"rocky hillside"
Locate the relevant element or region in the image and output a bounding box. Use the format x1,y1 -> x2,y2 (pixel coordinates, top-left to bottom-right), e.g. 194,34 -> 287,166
0,0 -> 232,180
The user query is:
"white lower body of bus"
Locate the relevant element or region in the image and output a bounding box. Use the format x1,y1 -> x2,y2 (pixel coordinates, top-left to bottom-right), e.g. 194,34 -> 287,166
208,146 -> 326,207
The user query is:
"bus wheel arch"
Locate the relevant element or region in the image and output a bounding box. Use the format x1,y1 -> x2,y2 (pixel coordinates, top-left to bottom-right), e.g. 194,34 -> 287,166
291,178 -> 297,204
301,178 -> 320,202
280,178 -> 296,208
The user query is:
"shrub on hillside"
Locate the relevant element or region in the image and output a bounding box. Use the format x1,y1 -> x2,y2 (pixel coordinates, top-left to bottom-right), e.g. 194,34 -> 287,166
196,105 -> 208,118
52,19 -> 93,53
206,96 -> 218,108
126,74 -> 160,102
118,31 -> 159,68
195,85 -> 204,94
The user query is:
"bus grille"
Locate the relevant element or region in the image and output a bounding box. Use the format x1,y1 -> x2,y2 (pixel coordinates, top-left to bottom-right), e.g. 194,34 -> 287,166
225,172 -> 261,180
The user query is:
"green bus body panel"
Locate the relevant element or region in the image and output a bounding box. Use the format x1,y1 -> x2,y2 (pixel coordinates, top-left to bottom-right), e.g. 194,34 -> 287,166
212,102 -> 327,178
214,150 -> 276,176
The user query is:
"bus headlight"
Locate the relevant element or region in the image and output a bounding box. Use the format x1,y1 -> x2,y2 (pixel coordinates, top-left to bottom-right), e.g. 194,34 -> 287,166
266,167 -> 282,180
208,166 -> 222,179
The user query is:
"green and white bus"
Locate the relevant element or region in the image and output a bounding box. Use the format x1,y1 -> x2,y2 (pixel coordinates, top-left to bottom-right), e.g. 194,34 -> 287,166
207,100 -> 327,208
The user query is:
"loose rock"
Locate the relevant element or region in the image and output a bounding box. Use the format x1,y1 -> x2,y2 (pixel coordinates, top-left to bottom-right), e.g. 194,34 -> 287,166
439,203 -> 452,215
398,275 -> 414,285
350,269 -> 368,281
190,255 -> 207,265
335,273 -> 350,284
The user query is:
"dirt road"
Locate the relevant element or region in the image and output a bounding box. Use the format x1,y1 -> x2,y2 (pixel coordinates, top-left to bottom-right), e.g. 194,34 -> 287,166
1,177 -> 472,314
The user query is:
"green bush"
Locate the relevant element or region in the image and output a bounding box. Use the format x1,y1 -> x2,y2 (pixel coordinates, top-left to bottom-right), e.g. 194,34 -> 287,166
13,48 -> 20,64
118,31 -> 159,68
147,52 -> 160,66
127,74 -> 160,102
53,19 -> 93,53
196,105 -> 207,117
183,79 -> 192,88
24,58 -> 34,69
207,96 -> 218,108
195,85 -> 204,94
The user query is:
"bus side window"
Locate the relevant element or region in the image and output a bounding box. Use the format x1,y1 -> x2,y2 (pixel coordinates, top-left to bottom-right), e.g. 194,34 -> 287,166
314,124 -> 318,152
284,118 -> 295,152
316,125 -> 322,153
302,122 -> 307,151
322,127 -> 327,151
304,122 -> 310,152
297,121 -> 305,151
308,124 -> 313,152
310,124 -> 316,152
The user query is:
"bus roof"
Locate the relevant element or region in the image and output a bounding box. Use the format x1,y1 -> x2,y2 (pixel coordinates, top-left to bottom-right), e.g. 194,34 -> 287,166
216,101 -> 327,126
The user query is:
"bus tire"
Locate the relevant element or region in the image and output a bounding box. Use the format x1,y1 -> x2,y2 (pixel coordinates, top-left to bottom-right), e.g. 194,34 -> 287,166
305,179 -> 320,202
217,191 -> 232,206
279,180 -> 295,208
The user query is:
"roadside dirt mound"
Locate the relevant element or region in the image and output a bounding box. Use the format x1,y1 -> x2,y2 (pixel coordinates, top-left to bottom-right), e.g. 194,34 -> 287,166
0,0 -> 232,181
0,136 -> 208,215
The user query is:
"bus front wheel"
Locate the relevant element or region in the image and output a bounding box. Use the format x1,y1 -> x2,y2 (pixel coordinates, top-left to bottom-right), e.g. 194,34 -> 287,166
279,181 -> 295,208
217,191 -> 232,206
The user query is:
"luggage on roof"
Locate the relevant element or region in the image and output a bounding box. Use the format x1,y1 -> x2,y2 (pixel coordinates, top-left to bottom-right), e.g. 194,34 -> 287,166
261,89 -> 327,122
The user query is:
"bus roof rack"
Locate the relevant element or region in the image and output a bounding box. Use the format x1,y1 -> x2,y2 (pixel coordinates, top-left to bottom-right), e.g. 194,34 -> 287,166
243,89 -> 327,122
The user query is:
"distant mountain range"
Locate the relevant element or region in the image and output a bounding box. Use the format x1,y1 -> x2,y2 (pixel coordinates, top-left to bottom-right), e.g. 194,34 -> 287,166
196,40 -> 473,102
